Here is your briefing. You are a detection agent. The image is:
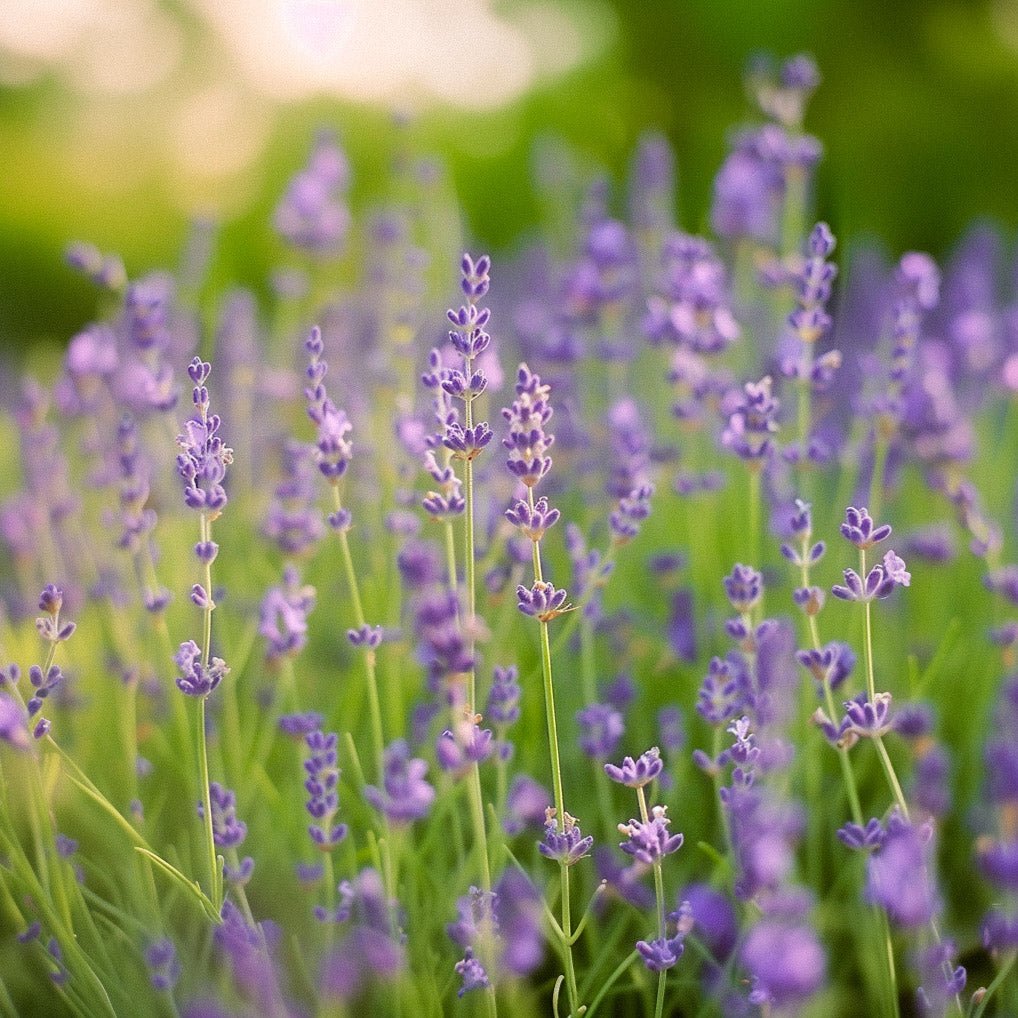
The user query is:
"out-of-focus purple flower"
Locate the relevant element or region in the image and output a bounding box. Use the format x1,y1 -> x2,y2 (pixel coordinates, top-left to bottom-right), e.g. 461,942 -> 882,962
0,695 -> 30,752
259,565 -> 316,663
796,641 -> 855,693
504,775 -> 551,835
697,657 -> 746,726
577,703 -> 625,760
263,441 -> 325,556
454,949 -> 489,997
494,868 -> 544,976
983,909 -> 1018,950
364,740 -> 435,824
304,328 -> 353,484
741,916 -> 826,1009
723,564 -> 763,614
657,707 -> 685,754
605,747 -> 664,788
274,133 -> 350,255
145,938 -> 181,992
837,818 -> 886,852
436,722 -> 494,775
867,812 -> 939,927
722,377 -> 779,462
682,883 -> 737,961
486,666 -> 521,728
609,484 -> 654,544
199,782 -> 247,849
279,712 -> 324,738
304,730 -> 347,849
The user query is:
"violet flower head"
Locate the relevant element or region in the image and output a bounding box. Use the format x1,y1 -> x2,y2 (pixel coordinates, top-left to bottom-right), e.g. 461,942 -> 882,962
200,782 -> 247,849
840,506 -> 891,550
741,916 -> 827,1010
618,804 -> 684,864
605,747 -> 664,788
305,328 -> 353,484
35,585 -> 76,644
577,703 -> 625,760
866,811 -> 939,928
175,359 -> 233,517
494,868 -> 544,976
144,938 -> 181,992
696,656 -> 746,726
174,640 -> 228,698
609,483 -> 655,544
304,730 -> 347,849
723,564 -> 763,615
722,376 -> 780,462
788,222 -> 838,345
636,901 -> 694,972
796,641 -> 855,692
436,721 -> 494,775
486,666 -> 521,728
364,740 -> 435,824
501,363 -> 555,488
504,775 -> 551,835
832,552 -> 910,603
0,694 -> 30,752
259,565 -> 316,663
538,809 -> 593,866
505,496 -> 560,542
454,949 -> 489,997
273,133 -> 351,255
516,581 -> 572,623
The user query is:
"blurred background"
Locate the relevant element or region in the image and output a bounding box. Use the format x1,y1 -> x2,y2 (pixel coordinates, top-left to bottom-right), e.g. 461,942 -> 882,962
4,0 -> 1018,353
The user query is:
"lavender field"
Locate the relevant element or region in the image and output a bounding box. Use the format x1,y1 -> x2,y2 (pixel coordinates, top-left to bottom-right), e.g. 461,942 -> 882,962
2,53 -> 1018,1017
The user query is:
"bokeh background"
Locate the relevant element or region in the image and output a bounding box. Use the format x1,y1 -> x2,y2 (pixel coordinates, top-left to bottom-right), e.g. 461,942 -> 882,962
4,0 -> 1018,353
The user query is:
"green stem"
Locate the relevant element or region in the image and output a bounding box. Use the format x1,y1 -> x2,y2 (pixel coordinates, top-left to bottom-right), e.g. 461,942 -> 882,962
972,950 -> 1017,1018
332,486 -> 385,776
637,786 -> 668,1018
197,697 -> 221,911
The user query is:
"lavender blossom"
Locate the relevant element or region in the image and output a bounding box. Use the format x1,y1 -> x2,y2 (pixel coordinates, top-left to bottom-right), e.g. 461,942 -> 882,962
618,804 -> 683,864
604,747 -> 664,788
199,782 -> 247,849
516,581 -> 572,622
538,810 -> 593,866
722,377 -> 780,462
175,359 -> 232,516
577,703 -> 624,760
259,566 -> 316,663
502,364 -> 555,488
304,730 -> 347,849
305,328 -> 353,484
839,506 -> 892,550
364,740 -> 435,824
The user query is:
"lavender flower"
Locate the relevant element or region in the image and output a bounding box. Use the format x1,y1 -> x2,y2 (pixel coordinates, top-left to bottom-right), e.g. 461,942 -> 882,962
304,730 -> 347,849
721,377 -> 779,462
454,949 -> 490,997
839,506 -> 891,550
609,483 -> 654,543
577,703 -> 624,759
364,740 -> 435,824
605,747 -> 664,788
741,915 -> 826,1009
516,581 -> 573,622
174,640 -> 228,698
831,551 -> 910,602
502,364 -> 555,488
274,133 -> 350,255
505,496 -> 560,542
198,782 -> 247,849
538,809 -> 593,865
0,695 -> 30,751
636,902 -> 694,972
175,359 -> 233,516
618,804 -> 683,864
144,939 -> 181,992
259,565 -> 316,663
305,328 -> 353,483
866,811 -> 939,927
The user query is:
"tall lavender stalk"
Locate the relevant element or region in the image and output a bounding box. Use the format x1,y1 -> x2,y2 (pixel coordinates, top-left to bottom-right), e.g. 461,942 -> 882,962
174,356 -> 233,913
505,364 -> 588,1016
304,327 -> 385,777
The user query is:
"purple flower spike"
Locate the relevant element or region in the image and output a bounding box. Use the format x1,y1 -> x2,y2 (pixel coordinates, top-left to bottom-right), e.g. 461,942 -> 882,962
199,782 -> 247,849
721,376 -> 780,462
516,581 -> 573,623
577,703 -> 625,760
0,695 -> 30,752
840,506 -> 892,549
723,564 -> 763,614
604,747 -> 664,788
454,948 -> 490,997
145,939 -> 181,992
304,730 -> 347,849
837,818 -> 886,852
364,740 -> 435,824
538,809 -> 593,866
618,804 -> 684,864
174,640 -> 228,698
832,557 -> 907,603
502,363 -> 555,489
843,692 -> 894,739
609,484 -> 655,543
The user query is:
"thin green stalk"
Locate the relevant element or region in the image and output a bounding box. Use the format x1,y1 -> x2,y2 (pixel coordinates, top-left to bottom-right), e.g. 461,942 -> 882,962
331,486 -> 385,777
196,697 -> 221,911
972,950 -> 1017,1018
637,786 -> 668,1018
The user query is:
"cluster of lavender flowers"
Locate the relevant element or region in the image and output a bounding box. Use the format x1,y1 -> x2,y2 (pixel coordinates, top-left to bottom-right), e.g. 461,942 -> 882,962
3,49 -> 1018,1018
